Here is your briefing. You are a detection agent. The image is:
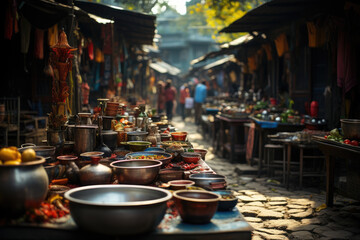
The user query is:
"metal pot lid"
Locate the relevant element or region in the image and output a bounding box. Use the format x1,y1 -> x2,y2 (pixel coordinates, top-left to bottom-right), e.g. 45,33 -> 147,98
74,125 -> 98,129
101,130 -> 118,135
127,131 -> 148,135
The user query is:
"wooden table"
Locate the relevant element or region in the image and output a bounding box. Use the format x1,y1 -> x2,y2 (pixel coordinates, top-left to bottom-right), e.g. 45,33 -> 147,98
313,138 -> 360,207
215,115 -> 249,162
249,117 -> 304,176
0,160 -> 253,240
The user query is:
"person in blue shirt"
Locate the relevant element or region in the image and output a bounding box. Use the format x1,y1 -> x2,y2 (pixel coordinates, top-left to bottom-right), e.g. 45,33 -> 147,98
194,80 -> 207,125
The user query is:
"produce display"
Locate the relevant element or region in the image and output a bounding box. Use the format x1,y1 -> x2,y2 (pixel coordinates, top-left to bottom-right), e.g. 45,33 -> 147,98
324,128 -> 359,146
132,154 -> 167,160
0,147 -> 36,165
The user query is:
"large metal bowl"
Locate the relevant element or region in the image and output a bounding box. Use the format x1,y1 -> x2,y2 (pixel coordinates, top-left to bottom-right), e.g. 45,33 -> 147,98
110,159 -> 162,184
189,173 -> 227,191
64,185 -> 172,235
0,156 -> 49,217
341,119 -> 360,140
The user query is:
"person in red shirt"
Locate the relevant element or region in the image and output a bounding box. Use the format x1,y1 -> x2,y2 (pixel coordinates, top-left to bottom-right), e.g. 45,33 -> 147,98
164,79 -> 177,121
179,83 -> 190,120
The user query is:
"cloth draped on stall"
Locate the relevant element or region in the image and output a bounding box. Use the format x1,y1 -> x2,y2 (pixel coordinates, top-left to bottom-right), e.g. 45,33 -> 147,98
20,16 -> 31,54
274,33 -> 289,57
337,24 -> 357,94
34,28 -> 44,59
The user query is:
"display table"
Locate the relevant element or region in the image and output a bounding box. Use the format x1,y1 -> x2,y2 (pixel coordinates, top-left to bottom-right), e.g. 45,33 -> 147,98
1,208 -> 252,240
313,137 -> 360,207
249,117 -> 304,176
0,159 -> 253,239
215,115 -> 249,162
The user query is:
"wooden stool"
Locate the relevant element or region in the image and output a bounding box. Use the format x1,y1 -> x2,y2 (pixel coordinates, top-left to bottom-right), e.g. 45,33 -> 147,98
264,143 -> 286,183
294,143 -> 326,189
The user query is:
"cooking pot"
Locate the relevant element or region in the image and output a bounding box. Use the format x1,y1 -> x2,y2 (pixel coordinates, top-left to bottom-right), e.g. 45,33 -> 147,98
126,131 -> 148,141
0,157 -> 48,217
101,130 -> 118,151
102,116 -> 114,130
341,119 -> 360,140
74,125 -> 98,155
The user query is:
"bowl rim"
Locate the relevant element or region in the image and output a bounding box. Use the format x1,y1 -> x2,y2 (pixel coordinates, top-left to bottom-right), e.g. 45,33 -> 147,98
189,173 -> 226,180
212,190 -> 238,201
0,156 -> 45,167
340,119 -> 360,123
173,190 -> 221,202
168,180 -> 195,186
125,151 -> 172,159
80,151 -> 104,157
64,184 -> 172,206
171,132 -> 187,135
110,159 -> 163,168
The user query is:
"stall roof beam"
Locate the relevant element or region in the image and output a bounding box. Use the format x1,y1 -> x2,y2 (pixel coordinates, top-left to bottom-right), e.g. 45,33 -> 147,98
219,0 -> 341,34
74,0 -> 156,45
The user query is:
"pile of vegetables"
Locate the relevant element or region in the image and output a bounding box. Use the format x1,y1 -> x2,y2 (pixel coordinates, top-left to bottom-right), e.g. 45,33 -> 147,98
324,128 -> 359,146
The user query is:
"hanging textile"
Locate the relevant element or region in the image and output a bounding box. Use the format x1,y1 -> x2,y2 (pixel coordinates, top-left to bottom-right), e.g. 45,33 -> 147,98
306,21 -> 326,48
262,44 -> 272,61
48,24 -> 58,47
20,16 -> 31,54
34,28 -> 44,59
274,33 -> 289,57
247,56 -> 257,73
95,47 -> 104,63
337,26 -> 357,94
102,24 -> 112,55
87,39 -> 94,60
4,0 -> 18,39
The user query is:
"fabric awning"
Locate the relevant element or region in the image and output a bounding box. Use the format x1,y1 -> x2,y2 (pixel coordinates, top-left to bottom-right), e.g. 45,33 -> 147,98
204,55 -> 238,70
219,0 -> 340,33
74,0 -> 156,45
150,61 -> 181,76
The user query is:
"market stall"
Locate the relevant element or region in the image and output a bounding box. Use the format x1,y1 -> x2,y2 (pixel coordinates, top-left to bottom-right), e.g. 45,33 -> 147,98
0,98 -> 253,238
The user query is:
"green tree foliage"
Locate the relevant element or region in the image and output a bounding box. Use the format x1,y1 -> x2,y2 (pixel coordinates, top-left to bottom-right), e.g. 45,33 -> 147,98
189,0 -> 265,43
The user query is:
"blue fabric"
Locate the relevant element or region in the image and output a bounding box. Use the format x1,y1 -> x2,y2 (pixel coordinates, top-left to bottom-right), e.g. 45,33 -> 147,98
254,119 -> 278,128
194,84 -> 207,103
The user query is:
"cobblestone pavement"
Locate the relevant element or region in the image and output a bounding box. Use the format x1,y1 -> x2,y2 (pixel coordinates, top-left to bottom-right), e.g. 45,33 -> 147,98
171,116 -> 360,240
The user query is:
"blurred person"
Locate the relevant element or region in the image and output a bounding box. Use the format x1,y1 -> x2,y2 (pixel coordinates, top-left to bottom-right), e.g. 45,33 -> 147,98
194,80 -> 207,125
179,83 -> 190,120
156,81 -> 165,114
164,79 -> 177,121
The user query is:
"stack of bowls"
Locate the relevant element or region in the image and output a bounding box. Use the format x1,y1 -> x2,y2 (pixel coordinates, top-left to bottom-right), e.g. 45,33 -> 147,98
106,102 -> 119,116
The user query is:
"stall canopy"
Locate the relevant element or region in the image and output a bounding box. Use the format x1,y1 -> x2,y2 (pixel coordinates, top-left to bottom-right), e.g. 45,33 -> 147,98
74,0 -> 156,45
190,34 -> 254,66
150,61 -> 181,76
219,0 -> 340,34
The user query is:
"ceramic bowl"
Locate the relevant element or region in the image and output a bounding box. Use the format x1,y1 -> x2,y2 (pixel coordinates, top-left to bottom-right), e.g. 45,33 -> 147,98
171,132 -> 187,141
212,190 -> 238,211
168,180 -> 195,190
181,152 -> 201,164
172,190 -> 220,224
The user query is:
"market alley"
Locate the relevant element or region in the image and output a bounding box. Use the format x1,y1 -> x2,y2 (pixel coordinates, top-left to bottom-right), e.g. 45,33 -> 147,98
171,116 -> 360,240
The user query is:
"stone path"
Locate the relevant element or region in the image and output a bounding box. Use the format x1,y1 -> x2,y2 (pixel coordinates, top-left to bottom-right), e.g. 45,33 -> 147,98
171,116 -> 360,240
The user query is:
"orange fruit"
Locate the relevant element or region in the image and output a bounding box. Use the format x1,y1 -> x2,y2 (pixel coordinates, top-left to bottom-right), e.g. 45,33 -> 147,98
21,149 -> 36,162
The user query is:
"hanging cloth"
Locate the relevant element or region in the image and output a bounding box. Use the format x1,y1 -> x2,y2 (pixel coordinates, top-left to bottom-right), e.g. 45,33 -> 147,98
87,39 -> 94,60
337,27 -> 357,94
247,56 -> 257,73
262,44 -> 272,61
4,0 -> 18,39
48,24 -> 58,47
34,28 -> 44,59
274,33 -> 289,57
20,16 -> 31,54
